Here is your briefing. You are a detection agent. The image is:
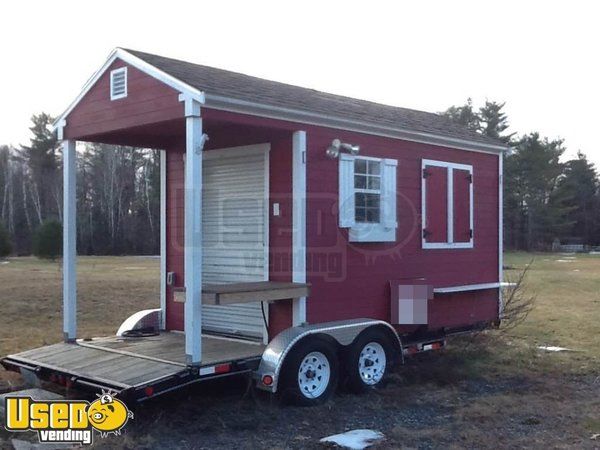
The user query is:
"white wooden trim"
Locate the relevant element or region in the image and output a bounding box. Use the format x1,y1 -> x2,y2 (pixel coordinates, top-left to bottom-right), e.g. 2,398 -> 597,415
498,153 -> 504,318
160,150 -> 167,330
184,103 -> 203,365
341,154 -> 398,242
422,159 -> 474,249
447,165 -> 454,244
382,158 -> 399,230
292,131 -> 307,326
52,48 -> 205,129
109,67 -> 127,100
434,282 -> 503,294
263,147 -> 271,342
62,140 -> 77,341
338,154 -> 355,228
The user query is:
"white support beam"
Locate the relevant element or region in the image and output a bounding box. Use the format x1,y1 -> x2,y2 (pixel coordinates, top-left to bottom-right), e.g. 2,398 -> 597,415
292,131 -> 307,326
183,98 -> 203,365
160,150 -> 167,330
62,139 -> 77,341
498,153 -> 504,318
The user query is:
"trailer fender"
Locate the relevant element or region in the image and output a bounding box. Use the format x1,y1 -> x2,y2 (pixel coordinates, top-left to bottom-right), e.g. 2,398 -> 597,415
116,309 -> 161,336
254,318 -> 401,393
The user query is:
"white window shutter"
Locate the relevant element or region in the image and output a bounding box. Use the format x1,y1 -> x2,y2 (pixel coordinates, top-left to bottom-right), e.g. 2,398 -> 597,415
382,158 -> 398,230
339,154 -> 355,228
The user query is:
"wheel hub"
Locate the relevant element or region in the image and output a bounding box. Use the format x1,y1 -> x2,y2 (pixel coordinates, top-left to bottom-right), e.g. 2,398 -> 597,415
298,351 -> 331,399
358,342 -> 387,385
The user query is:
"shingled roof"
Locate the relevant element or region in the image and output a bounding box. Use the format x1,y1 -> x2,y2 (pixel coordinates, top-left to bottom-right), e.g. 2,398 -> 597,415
124,49 -> 506,149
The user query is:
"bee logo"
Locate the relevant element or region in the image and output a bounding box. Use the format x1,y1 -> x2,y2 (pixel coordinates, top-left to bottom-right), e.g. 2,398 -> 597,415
87,392 -> 133,437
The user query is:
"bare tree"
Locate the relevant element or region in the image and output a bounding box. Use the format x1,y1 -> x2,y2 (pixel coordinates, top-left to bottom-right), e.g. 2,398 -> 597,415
500,259 -> 536,330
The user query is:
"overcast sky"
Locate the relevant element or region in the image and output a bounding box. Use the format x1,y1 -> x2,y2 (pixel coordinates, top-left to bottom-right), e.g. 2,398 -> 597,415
1,1 -> 598,166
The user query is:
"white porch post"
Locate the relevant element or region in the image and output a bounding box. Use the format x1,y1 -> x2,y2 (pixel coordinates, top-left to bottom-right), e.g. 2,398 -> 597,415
292,131 -> 307,326
181,96 -> 204,365
62,138 -> 77,341
159,150 -> 167,329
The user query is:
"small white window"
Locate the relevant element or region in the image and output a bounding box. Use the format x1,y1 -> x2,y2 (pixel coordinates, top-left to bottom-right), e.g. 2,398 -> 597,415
339,154 -> 397,242
110,67 -> 128,100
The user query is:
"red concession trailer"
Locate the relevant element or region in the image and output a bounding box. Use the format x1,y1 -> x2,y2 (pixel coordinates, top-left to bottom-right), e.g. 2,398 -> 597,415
1,49 -> 508,405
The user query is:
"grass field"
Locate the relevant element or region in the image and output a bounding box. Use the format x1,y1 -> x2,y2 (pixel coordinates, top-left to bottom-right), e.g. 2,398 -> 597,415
0,256 -> 159,355
0,253 -> 599,449
502,252 -> 600,374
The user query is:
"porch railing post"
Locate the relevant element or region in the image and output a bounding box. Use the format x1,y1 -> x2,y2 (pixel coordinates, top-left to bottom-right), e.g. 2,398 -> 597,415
182,96 -> 203,365
62,138 -> 77,341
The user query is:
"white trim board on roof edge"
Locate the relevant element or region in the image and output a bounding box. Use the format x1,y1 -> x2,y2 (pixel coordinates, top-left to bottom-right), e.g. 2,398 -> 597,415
204,93 -> 508,155
52,48 -> 509,155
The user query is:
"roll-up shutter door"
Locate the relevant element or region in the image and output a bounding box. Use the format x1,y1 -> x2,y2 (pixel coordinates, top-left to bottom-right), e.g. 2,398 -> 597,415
201,145 -> 268,340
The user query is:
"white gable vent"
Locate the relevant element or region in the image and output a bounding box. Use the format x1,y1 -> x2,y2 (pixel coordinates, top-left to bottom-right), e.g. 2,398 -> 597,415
110,67 -> 127,100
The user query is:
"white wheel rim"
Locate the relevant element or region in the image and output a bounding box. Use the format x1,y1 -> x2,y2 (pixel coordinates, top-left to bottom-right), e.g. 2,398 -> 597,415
298,351 -> 331,399
358,342 -> 386,385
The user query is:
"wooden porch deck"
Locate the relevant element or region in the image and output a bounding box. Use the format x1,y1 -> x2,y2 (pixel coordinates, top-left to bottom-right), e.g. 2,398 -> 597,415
3,333 -> 264,390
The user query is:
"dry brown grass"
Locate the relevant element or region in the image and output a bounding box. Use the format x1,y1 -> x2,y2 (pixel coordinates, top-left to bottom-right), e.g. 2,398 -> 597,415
0,256 -> 159,356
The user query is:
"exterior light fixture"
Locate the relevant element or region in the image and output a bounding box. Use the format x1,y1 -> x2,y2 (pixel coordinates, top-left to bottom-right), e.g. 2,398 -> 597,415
325,139 -> 360,159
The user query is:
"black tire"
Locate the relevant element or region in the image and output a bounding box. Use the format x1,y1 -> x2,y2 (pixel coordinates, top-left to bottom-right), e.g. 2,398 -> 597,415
344,328 -> 394,393
278,337 -> 339,406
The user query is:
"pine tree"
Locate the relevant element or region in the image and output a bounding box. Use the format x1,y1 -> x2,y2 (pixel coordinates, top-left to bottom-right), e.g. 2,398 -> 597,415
17,113 -> 59,225
32,220 -> 62,260
442,98 -> 481,132
479,101 -> 515,143
505,133 -> 572,250
552,152 -> 599,245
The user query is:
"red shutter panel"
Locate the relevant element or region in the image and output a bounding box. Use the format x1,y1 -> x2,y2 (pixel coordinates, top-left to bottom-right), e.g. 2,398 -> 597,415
424,165 -> 448,243
453,168 -> 472,243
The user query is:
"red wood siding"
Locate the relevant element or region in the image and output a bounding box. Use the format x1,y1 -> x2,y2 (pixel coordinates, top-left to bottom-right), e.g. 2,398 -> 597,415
305,127 -> 500,330
64,59 -> 183,141
453,168 -> 472,243
165,149 -> 185,330
428,289 -> 498,329
424,165 -> 448,243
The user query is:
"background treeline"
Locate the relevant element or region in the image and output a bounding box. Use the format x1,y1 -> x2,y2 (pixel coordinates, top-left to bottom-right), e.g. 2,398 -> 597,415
1,105 -> 599,256
0,113 -> 160,255
443,99 -> 600,250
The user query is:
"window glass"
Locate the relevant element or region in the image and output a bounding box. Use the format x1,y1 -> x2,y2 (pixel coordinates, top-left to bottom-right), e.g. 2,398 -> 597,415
354,159 -> 381,223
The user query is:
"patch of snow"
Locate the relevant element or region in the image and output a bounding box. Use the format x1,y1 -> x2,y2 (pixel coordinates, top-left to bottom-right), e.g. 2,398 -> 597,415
538,345 -> 571,352
320,429 -> 384,449
573,269 -> 580,272
590,251 -> 600,255
0,261 -> 9,265
555,259 -> 573,263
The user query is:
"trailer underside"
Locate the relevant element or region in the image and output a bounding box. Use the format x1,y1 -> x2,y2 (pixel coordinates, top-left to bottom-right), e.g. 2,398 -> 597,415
1,333 -> 264,402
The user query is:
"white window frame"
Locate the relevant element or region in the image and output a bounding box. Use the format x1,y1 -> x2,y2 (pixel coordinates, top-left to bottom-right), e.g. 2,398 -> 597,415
339,154 -> 398,242
421,159 -> 474,249
110,67 -> 128,100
